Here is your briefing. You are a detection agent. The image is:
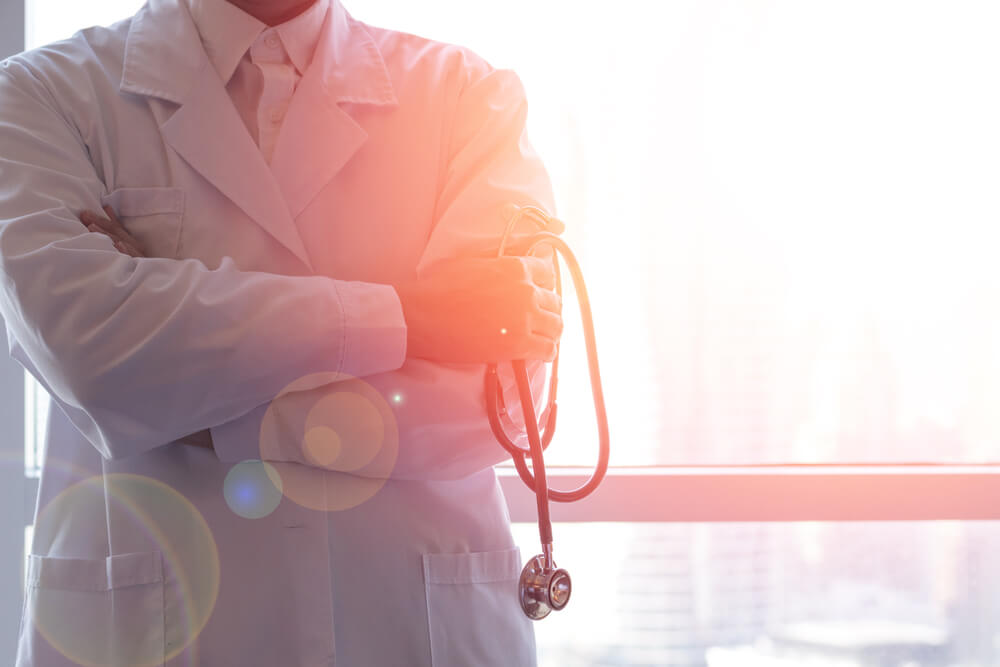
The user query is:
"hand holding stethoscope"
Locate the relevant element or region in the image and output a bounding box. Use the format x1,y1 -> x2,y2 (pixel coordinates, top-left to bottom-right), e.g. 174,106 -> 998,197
486,204 -> 610,620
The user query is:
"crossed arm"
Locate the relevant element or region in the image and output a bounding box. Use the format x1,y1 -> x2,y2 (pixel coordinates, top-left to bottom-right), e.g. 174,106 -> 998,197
79,205 -> 563,453
1,54 -> 559,475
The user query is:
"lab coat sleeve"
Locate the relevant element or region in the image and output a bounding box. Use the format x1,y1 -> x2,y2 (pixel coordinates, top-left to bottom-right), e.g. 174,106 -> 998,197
0,61 -> 407,461
210,64 -> 558,480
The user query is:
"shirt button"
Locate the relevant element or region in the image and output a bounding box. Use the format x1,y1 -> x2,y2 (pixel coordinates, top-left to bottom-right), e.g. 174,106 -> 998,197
265,35 -> 279,48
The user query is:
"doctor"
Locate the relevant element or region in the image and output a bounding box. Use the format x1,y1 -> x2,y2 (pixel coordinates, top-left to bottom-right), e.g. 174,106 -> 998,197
0,0 -> 562,664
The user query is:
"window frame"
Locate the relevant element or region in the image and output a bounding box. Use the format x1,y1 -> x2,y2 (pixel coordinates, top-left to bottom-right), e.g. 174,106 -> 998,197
0,5 -> 27,663
0,360 -> 23,667
498,466 -> 1000,523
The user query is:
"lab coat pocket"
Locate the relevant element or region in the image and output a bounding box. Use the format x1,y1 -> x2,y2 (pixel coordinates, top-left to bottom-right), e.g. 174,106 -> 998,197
101,187 -> 184,259
19,551 -> 165,667
422,547 -> 536,667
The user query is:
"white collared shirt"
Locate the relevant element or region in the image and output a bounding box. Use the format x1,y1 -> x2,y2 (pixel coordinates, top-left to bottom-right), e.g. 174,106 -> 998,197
184,0 -> 330,163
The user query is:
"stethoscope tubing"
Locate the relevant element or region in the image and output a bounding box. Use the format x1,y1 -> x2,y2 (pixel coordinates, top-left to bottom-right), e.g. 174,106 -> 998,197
486,229 -> 610,525
512,358 -> 554,545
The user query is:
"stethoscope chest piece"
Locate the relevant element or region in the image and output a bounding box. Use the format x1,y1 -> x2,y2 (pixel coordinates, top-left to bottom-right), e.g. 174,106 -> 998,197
519,554 -> 572,621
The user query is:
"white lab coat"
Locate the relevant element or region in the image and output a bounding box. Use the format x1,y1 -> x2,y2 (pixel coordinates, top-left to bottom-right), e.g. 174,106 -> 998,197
0,0 -> 554,664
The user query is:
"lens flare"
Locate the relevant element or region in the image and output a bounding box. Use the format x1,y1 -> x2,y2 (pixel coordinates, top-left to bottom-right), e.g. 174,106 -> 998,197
223,461 -> 283,519
303,426 -> 343,466
259,372 -> 399,512
26,474 -> 219,667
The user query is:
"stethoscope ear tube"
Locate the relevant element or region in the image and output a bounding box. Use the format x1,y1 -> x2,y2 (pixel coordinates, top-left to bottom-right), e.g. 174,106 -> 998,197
486,206 -> 610,620
487,232 -> 610,503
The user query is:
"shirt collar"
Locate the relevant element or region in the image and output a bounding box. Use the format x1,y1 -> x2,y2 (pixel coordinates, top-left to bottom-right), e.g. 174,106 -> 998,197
183,0 -> 330,82
122,0 -> 396,108
273,0 -> 330,74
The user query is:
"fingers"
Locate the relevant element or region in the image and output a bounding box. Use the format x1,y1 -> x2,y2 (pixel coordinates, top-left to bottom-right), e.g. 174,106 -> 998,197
110,236 -> 144,258
534,285 -> 561,314
531,308 -> 563,341
80,207 -> 122,235
522,256 -> 555,290
79,208 -> 146,257
84,222 -> 141,257
525,334 -> 559,362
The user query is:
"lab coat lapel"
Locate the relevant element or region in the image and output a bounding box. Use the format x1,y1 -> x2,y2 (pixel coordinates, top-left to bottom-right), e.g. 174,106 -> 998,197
269,68 -> 367,221
269,4 -> 398,219
160,72 -> 313,268
121,0 -> 314,269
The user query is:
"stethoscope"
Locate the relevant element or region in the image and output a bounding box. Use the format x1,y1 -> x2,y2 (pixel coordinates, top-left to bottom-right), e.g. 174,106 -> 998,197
485,203 -> 610,620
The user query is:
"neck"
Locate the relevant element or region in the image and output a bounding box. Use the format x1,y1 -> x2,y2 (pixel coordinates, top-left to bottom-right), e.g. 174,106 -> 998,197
225,0 -> 317,26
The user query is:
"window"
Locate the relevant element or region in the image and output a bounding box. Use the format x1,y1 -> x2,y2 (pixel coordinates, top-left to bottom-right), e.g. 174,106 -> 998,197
23,2 -> 1000,467
363,0 -> 1000,467
512,521 -> 1000,667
